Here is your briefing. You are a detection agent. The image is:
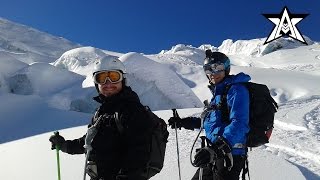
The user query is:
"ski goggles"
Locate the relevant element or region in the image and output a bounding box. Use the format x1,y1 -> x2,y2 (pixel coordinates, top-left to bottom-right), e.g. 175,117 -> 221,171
93,70 -> 124,84
203,63 -> 225,75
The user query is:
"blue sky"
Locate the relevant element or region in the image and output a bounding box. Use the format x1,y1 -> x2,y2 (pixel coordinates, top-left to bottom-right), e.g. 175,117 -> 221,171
0,0 -> 319,54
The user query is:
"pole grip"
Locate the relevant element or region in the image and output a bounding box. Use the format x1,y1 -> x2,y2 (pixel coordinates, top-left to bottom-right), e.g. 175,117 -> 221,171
172,109 -> 181,130
172,109 -> 178,118
53,131 -> 60,150
203,100 -> 209,107
200,136 -> 206,148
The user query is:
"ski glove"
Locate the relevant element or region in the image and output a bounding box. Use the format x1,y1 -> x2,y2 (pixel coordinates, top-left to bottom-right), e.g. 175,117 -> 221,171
168,117 -> 195,130
49,133 -> 68,152
194,137 -> 233,170
194,147 -> 217,167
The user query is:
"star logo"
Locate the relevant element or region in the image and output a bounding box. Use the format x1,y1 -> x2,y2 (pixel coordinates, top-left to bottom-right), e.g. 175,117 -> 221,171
263,6 -> 309,45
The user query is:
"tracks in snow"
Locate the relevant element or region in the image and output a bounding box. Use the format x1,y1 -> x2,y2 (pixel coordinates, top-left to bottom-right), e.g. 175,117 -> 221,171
267,97 -> 320,177
305,104 -> 320,134
274,120 -> 307,131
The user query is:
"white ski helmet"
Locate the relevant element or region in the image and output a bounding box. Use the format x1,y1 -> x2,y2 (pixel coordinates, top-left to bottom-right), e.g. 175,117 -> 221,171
93,55 -> 126,75
92,56 -> 127,90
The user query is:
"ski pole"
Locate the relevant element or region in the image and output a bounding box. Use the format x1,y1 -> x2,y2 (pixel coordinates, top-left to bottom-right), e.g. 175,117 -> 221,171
83,114 -> 104,180
199,136 -> 206,180
199,168 -> 203,180
172,109 -> 182,180
54,131 -> 61,180
83,150 -> 91,180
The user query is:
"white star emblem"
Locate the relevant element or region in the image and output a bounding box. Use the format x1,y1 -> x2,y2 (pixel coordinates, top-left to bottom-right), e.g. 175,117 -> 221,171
263,7 -> 308,45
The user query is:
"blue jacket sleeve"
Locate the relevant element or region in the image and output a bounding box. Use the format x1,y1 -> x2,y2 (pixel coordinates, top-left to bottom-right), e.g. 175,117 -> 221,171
222,84 -> 250,151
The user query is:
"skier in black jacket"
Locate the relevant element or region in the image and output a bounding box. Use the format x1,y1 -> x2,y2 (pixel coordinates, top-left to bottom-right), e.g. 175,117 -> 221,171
49,56 -> 154,180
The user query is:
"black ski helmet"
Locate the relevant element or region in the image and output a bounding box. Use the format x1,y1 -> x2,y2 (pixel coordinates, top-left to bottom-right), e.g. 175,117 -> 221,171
203,50 -> 231,75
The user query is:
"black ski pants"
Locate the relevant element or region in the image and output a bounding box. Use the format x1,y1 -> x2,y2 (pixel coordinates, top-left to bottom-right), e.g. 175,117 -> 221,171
191,155 -> 246,180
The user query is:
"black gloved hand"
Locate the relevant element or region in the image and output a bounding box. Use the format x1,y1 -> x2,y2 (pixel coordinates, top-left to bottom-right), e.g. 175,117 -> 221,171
214,136 -> 233,171
49,132 -> 67,152
194,137 -> 233,169
168,116 -> 182,129
168,117 -> 194,130
194,147 -> 217,167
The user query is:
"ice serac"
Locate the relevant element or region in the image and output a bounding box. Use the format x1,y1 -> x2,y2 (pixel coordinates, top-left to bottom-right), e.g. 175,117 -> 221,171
8,62 -> 84,96
120,52 -> 203,110
53,46 -> 107,75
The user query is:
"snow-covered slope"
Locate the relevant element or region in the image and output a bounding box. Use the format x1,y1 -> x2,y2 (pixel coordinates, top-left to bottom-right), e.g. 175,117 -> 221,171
0,17 -> 80,64
0,110 -> 308,180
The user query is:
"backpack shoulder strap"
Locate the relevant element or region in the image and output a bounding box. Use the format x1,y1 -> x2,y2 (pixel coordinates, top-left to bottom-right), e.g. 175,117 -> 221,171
220,84 -> 232,124
114,105 -> 151,134
220,82 -> 249,124
114,112 -> 124,133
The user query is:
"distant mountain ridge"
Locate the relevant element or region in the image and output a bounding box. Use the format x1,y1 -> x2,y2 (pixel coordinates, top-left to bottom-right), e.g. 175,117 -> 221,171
0,17 -> 316,65
163,36 -> 314,58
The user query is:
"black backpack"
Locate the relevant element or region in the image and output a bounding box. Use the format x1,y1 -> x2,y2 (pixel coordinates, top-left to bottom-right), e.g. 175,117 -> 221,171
115,106 -> 169,178
221,82 -> 278,147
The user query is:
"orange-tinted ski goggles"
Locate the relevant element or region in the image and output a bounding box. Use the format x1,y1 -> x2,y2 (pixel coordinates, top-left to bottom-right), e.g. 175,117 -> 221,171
93,70 -> 123,84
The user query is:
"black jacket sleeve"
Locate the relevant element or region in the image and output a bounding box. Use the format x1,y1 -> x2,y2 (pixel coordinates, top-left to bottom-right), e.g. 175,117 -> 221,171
183,117 -> 202,130
65,135 -> 86,154
64,116 -> 96,155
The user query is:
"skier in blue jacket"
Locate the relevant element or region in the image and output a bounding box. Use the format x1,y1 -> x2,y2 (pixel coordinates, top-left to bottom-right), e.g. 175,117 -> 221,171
169,50 -> 250,180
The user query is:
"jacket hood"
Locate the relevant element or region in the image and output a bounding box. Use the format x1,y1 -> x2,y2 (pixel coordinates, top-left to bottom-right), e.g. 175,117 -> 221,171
226,72 -> 251,84
208,72 -> 251,95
